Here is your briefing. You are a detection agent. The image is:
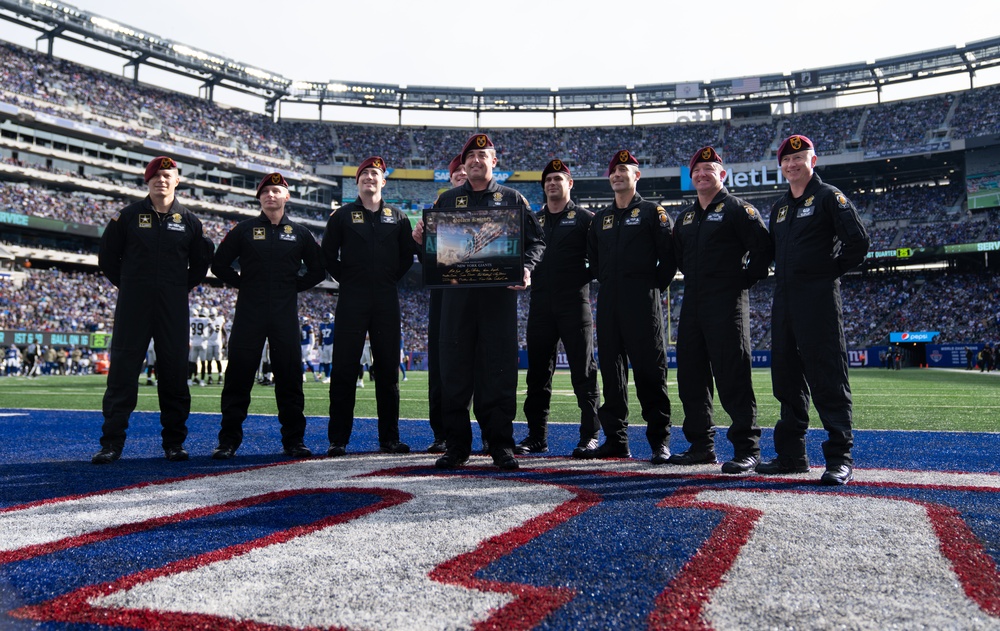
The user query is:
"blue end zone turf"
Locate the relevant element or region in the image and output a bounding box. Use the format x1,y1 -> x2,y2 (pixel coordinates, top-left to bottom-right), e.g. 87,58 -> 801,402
0,409 -> 997,487
2,409 -> 1000,630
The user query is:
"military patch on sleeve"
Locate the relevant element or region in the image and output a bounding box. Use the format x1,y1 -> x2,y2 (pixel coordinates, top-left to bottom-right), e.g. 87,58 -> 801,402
835,192 -> 850,208
745,205 -> 757,219
110,211 -> 120,222
657,206 -> 669,225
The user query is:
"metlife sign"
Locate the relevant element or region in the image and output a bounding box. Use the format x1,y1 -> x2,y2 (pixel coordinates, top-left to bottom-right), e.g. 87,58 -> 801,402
680,163 -> 786,191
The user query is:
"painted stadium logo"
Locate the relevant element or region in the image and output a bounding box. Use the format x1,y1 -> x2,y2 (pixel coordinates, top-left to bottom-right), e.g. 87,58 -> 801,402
3,458 -> 1000,629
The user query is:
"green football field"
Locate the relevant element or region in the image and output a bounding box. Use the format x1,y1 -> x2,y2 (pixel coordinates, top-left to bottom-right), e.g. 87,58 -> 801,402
1,368 -> 997,432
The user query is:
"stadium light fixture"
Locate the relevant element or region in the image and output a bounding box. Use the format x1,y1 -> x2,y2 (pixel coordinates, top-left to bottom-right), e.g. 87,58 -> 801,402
90,16 -> 137,37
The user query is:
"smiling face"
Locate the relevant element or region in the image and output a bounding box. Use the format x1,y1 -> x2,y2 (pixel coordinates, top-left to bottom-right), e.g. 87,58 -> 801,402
450,164 -> 468,187
691,161 -> 725,198
357,166 -> 386,197
464,149 -> 497,186
608,163 -> 639,195
780,149 -> 817,189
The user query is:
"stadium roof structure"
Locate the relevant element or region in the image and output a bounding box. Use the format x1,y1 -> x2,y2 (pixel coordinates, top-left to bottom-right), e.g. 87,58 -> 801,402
0,0 -> 292,105
2,0 -> 1000,120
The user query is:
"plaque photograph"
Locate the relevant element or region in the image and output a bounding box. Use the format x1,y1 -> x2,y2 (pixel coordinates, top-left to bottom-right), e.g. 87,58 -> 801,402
422,207 -> 524,288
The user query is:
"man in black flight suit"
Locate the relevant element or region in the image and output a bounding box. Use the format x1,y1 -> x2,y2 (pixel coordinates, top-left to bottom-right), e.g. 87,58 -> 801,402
324,156 -> 416,456
581,149 -> 676,463
413,133 -> 545,470
515,158 -> 600,457
210,173 -> 326,460
92,156 -> 213,464
756,135 -> 870,485
667,146 -> 771,473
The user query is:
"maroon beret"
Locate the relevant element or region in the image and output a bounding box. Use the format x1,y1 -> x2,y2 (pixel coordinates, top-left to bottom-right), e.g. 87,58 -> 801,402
447,154 -> 464,176
460,133 -> 495,160
356,156 -> 387,182
256,172 -> 289,198
144,156 -> 178,182
777,135 -> 815,162
689,146 -> 723,173
541,159 -> 571,182
606,149 -> 639,176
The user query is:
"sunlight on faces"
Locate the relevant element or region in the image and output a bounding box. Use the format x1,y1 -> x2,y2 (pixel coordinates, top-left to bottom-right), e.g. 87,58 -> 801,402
258,184 -> 290,213
608,163 -> 639,194
464,148 -> 496,184
146,169 -> 180,200
358,167 -> 386,196
691,161 -> 726,195
779,149 -> 817,188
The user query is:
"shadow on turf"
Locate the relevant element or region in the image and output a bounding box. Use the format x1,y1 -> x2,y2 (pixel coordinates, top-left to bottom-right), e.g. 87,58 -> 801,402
2,409 -> 999,509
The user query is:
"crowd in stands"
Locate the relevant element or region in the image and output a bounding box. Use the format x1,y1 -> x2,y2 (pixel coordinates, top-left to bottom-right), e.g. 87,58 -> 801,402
778,109 -> 864,155
895,221 -> 986,248
864,181 -> 964,223
4,38 -> 1000,369
6,40 -> 1000,178
949,84 -> 1000,140
861,95 -> 954,151
868,271 -> 1000,345
0,269 -> 115,333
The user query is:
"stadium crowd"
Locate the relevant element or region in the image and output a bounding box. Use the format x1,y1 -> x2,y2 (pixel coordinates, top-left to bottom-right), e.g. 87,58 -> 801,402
6,40 -> 1000,176
2,37 -> 1000,379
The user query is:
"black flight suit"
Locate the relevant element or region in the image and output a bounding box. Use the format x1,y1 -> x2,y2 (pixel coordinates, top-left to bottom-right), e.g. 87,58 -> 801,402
673,188 -> 771,458
434,179 -> 545,459
588,193 -> 676,449
523,201 -> 600,443
768,173 -> 870,467
98,197 -> 213,451
323,200 -> 416,447
212,212 -> 326,451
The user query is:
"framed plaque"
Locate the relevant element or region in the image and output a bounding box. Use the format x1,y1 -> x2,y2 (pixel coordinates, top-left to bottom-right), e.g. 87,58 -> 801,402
423,207 -> 524,288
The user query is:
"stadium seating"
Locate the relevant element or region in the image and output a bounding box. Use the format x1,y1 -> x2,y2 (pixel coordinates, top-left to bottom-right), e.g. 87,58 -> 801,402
2,38 -> 999,357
